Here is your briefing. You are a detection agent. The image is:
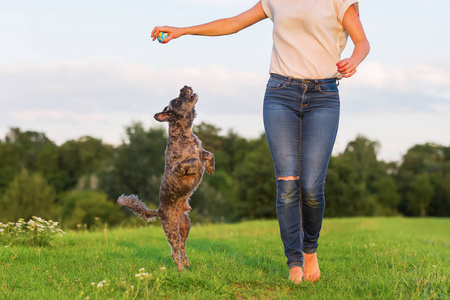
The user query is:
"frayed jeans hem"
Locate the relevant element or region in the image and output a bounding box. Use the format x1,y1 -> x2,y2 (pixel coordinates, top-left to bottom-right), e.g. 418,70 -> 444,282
302,248 -> 317,255
288,262 -> 303,269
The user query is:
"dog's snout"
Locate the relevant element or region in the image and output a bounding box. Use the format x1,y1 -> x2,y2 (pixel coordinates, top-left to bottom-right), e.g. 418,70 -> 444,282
180,86 -> 194,99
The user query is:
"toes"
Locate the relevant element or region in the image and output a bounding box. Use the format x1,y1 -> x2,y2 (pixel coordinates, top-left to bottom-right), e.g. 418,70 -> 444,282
304,272 -> 321,282
289,275 -> 303,285
288,267 -> 303,285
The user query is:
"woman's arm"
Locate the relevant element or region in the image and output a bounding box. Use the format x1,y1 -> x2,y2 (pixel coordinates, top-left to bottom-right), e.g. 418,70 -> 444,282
151,1 -> 267,43
336,4 -> 370,78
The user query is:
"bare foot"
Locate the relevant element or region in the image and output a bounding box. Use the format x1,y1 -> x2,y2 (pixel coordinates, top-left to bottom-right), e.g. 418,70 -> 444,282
288,266 -> 303,285
303,253 -> 321,282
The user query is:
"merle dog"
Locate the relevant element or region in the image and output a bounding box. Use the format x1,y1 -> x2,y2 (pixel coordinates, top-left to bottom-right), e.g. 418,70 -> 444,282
117,86 -> 214,271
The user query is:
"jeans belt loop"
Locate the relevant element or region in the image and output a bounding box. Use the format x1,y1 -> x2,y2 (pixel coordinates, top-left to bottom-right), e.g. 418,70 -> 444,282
286,77 -> 292,87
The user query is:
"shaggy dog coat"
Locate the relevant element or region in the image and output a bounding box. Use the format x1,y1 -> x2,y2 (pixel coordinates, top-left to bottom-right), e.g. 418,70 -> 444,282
117,86 -> 214,271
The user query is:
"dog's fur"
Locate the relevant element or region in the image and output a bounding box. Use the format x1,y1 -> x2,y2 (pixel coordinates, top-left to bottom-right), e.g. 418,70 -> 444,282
117,86 -> 214,271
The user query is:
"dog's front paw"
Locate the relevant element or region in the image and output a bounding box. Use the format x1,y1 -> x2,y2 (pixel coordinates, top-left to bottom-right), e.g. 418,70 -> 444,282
202,150 -> 215,175
172,158 -> 202,175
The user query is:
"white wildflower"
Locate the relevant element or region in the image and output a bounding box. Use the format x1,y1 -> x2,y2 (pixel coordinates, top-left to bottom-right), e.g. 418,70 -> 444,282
91,282 -> 95,285
97,282 -> 103,288
139,268 -> 145,273
160,266 -> 166,271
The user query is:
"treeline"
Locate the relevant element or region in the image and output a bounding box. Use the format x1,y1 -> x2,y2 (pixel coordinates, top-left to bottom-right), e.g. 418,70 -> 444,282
0,124 -> 448,228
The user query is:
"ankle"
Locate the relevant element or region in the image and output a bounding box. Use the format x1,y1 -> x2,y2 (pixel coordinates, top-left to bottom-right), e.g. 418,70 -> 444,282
304,252 -> 318,259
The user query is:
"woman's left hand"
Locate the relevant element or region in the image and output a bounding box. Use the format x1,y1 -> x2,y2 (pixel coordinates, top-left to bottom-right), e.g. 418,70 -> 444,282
336,58 -> 358,78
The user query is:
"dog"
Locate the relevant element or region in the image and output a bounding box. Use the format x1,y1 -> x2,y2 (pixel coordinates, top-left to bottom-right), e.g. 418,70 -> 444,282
117,86 -> 214,271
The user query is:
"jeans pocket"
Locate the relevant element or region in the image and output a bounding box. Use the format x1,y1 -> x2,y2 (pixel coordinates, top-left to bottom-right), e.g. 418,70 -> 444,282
318,83 -> 339,95
266,77 -> 287,90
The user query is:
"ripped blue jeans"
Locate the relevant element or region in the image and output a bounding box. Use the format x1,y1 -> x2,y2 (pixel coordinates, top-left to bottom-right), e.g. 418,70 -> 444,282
263,74 -> 340,269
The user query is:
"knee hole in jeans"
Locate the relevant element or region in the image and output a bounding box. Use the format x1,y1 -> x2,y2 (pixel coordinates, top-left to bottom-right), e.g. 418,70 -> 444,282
277,176 -> 299,181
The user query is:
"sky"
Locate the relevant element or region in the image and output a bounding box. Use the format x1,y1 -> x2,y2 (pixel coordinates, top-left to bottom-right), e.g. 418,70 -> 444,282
0,0 -> 449,162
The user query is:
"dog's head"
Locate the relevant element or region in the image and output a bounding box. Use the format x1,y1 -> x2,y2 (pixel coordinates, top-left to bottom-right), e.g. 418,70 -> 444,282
154,86 -> 198,123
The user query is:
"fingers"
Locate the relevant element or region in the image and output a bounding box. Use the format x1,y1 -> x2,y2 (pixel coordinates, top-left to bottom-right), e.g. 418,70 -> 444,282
162,32 -> 174,43
337,58 -> 357,78
151,26 -> 164,41
151,26 -> 179,44
341,69 -> 357,78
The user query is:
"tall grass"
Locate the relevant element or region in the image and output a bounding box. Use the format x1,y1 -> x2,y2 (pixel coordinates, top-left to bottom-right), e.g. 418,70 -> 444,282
0,218 -> 448,299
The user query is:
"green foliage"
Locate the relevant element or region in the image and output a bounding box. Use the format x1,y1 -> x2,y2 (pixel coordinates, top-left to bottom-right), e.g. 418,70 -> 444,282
58,136 -> 113,191
190,170 -> 236,223
0,170 -> 56,222
325,155 -> 371,217
1,125 -> 449,223
0,128 -> 60,192
405,174 -> 434,217
373,176 -> 401,216
59,190 -> 123,229
0,216 -> 65,247
99,122 -> 167,208
397,143 -> 450,216
233,134 -> 276,220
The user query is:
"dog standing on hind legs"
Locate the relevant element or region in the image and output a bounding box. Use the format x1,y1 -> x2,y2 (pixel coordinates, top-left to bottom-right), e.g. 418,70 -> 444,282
117,86 -> 214,271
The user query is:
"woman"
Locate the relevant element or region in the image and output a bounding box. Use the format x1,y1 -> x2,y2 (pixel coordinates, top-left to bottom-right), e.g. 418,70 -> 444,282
151,0 -> 370,284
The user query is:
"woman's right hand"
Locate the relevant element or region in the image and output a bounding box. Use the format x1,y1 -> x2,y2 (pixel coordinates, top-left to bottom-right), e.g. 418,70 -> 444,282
151,26 -> 184,43
150,2 -> 266,44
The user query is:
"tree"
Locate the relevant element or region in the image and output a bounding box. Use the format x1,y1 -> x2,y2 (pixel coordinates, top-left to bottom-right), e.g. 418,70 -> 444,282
58,136 -> 113,191
325,155 -> 372,217
405,173 -> 434,217
59,190 -> 123,229
0,128 -> 60,192
397,143 -> 449,216
193,122 -> 223,154
0,170 -> 56,222
373,177 -> 401,216
99,123 -> 167,207
343,135 -> 387,194
233,135 -> 276,220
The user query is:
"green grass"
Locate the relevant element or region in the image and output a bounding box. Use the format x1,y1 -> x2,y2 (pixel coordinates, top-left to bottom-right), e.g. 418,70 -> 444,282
1,218 -> 449,299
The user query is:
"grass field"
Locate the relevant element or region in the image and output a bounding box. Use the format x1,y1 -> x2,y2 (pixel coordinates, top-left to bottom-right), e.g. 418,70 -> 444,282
0,217 -> 449,299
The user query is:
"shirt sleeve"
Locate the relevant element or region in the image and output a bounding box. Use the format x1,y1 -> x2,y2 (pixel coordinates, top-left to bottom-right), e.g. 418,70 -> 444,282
261,0 -> 272,20
334,0 -> 358,23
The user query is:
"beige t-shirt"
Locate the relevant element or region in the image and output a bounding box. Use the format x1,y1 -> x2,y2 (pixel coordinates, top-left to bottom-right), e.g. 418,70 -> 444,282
261,0 -> 358,79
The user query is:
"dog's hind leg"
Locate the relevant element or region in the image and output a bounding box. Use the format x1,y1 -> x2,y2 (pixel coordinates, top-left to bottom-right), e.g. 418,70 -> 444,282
179,213 -> 191,268
161,216 -> 185,271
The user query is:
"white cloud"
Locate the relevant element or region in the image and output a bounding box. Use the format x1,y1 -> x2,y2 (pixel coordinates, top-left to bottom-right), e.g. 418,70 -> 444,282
0,60 -> 267,145
345,61 -> 450,99
12,110 -> 107,123
0,60 -> 448,161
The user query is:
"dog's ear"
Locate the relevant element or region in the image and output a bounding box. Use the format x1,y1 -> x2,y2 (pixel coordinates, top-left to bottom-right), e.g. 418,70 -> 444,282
154,111 -> 173,122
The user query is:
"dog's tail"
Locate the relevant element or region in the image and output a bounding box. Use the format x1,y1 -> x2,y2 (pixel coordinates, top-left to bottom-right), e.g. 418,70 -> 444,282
117,194 -> 159,222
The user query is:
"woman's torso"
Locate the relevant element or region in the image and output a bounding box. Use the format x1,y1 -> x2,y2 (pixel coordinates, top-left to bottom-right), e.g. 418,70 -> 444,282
261,0 -> 358,79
